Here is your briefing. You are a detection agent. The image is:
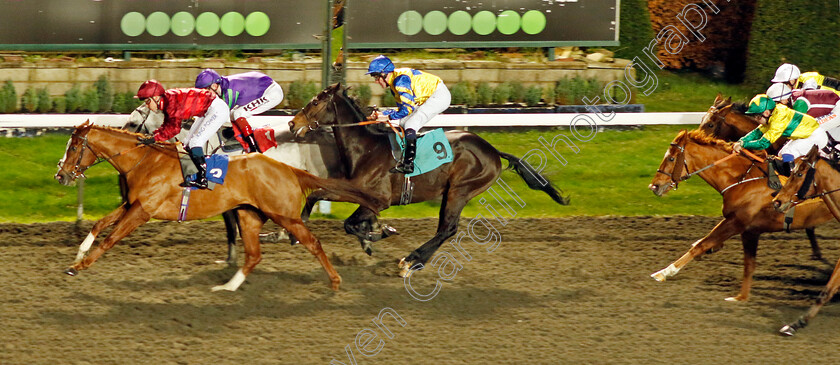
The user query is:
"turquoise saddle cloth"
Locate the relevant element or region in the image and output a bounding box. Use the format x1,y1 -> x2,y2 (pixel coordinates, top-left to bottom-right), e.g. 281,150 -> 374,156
393,128 -> 454,177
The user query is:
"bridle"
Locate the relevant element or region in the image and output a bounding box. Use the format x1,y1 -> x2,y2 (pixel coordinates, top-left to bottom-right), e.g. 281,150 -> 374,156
656,135 -> 766,193
294,87 -> 403,136
656,139 -> 690,190
57,127 -> 149,179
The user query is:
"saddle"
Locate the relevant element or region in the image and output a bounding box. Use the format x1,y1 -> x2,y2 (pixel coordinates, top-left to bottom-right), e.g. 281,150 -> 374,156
386,128 -> 454,178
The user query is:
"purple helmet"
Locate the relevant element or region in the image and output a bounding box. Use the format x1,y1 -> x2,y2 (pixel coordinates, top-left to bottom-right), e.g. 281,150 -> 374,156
195,68 -> 222,88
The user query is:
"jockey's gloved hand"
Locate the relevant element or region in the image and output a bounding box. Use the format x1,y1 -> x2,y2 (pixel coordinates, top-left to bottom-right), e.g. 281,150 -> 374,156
137,136 -> 156,145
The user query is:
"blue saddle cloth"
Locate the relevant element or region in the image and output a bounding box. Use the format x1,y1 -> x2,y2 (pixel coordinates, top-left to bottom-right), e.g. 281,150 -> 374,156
397,128 -> 454,177
184,154 -> 229,185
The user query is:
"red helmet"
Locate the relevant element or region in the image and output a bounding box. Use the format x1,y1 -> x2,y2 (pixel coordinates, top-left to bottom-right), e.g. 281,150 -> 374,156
135,80 -> 165,99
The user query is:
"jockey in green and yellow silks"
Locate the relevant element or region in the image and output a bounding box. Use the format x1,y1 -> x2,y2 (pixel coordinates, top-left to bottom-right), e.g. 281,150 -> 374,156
734,94 -> 821,176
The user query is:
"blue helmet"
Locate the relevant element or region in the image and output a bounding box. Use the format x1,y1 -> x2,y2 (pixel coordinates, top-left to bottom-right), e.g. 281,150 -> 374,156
195,68 -> 222,88
365,55 -> 394,75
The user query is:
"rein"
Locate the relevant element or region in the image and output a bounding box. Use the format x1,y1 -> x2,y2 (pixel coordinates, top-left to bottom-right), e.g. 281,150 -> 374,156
657,137 -> 767,193
303,88 -> 405,138
60,130 -> 152,179
792,160 -> 840,202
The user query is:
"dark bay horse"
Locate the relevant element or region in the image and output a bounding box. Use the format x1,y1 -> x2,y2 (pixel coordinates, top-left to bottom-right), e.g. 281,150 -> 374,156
55,121 -> 383,291
771,146 -> 840,335
649,130 -> 833,301
289,84 -> 569,276
697,94 -> 823,259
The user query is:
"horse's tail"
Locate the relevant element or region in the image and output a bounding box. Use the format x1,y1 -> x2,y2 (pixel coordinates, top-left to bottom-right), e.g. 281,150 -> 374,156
497,151 -> 570,205
289,168 -> 384,213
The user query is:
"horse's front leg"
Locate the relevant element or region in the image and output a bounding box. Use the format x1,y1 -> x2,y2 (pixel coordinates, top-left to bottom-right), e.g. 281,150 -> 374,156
780,256 -> 840,336
725,230 -> 760,302
72,203 -> 128,266
66,203 -> 151,275
213,209 -> 265,292
650,217 -> 744,285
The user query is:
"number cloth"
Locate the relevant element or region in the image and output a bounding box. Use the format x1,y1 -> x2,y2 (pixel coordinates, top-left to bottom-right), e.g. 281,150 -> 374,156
396,128 -> 453,177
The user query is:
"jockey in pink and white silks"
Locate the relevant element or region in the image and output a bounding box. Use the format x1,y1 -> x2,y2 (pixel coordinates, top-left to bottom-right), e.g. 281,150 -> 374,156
367,55 -> 451,174
195,69 -> 284,153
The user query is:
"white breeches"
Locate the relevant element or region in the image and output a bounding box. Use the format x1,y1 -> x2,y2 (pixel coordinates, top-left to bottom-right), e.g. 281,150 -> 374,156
185,97 -> 230,149
230,82 -> 284,120
779,129 -> 830,159
392,82 -> 451,131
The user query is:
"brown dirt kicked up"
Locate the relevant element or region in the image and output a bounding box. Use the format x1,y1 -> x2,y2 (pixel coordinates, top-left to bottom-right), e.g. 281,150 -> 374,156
2,216 -> 840,364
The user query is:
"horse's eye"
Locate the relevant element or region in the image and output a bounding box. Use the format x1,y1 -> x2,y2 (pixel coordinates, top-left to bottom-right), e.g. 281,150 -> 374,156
70,146 -> 76,151
797,173 -> 803,177
668,157 -> 675,162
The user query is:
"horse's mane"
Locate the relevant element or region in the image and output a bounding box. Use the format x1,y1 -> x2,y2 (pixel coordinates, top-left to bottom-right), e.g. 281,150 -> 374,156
682,129 -> 734,152
89,124 -> 177,147
730,102 -> 748,114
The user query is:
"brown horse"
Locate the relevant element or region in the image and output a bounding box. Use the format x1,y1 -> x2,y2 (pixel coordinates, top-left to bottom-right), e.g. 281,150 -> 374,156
697,94 -> 823,259
54,121 -> 384,291
771,146 -> 840,335
648,130 -> 832,301
289,84 -> 569,276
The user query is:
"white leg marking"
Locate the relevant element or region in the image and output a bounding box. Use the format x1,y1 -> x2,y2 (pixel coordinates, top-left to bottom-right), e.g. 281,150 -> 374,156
690,238 -> 702,247
651,263 -> 681,282
74,233 -> 96,264
212,269 -> 246,292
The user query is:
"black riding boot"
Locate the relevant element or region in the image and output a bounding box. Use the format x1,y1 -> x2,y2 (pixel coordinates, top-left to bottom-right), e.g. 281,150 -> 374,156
181,146 -> 209,189
391,129 -> 417,174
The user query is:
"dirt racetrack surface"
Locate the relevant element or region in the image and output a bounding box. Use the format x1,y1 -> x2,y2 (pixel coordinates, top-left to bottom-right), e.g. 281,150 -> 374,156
3,216 -> 840,364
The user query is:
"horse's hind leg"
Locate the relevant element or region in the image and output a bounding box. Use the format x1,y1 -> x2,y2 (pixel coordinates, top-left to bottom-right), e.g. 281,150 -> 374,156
780,256 -> 840,336
213,209 -> 265,292
275,215 -> 341,290
651,217 -> 744,284
219,210 -> 239,266
72,203 -> 128,266
806,228 -> 822,260
67,203 -> 150,275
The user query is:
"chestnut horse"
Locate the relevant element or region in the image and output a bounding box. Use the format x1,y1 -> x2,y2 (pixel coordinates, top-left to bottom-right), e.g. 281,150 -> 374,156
648,130 -> 832,301
771,146 -> 840,335
289,84 -> 569,276
697,94 -> 823,259
55,121 -> 384,291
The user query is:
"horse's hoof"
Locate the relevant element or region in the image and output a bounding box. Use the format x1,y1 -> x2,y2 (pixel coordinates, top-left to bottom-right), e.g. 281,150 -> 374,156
398,257 -> 422,278
382,224 -> 399,237
361,240 -> 373,256
779,325 -> 797,336
650,271 -> 666,282
64,267 -> 78,276
211,285 -> 235,292
724,296 -> 746,302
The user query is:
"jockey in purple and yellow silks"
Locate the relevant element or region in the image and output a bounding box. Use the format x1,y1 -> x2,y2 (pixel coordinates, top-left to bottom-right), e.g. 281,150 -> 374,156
734,94 -> 821,176
195,69 -> 284,153
367,55 -> 452,174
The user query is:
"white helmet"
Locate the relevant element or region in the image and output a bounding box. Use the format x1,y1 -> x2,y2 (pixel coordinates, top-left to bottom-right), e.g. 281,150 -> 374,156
771,63 -> 801,83
766,82 -> 792,101
801,79 -> 819,90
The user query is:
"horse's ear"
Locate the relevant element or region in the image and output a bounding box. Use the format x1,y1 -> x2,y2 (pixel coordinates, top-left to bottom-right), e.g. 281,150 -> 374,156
807,145 -> 820,160
714,93 -> 723,104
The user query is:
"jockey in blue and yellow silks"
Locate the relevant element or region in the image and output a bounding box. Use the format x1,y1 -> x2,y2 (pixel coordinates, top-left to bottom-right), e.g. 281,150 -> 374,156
367,55 -> 452,174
